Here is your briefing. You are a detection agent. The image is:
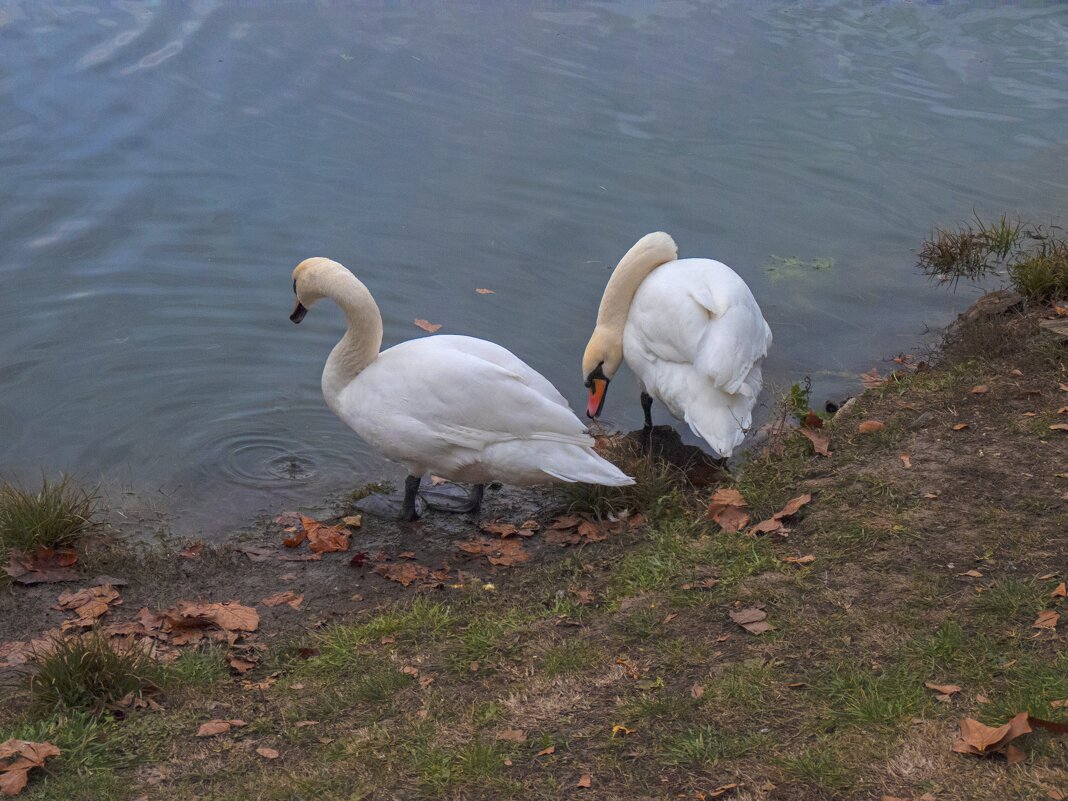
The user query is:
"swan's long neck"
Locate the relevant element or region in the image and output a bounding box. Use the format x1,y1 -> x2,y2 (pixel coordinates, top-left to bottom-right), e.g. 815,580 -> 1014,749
594,231 -> 679,334
321,272 -> 383,406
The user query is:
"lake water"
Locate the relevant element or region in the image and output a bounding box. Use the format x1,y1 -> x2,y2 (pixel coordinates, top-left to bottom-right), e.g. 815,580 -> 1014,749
2,2 -> 1067,536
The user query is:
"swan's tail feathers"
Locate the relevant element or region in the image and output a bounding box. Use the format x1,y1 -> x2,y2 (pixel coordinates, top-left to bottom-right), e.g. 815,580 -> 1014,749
542,448 -> 636,487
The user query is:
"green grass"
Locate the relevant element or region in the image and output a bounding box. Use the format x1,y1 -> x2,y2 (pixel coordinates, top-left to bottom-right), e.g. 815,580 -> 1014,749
702,659 -> 777,711
660,725 -> 762,766
26,633 -> 158,715
778,741 -> 857,790
0,475 -> 97,556
157,646 -> 229,689
620,691 -> 693,724
971,577 -> 1043,624
822,662 -> 926,727
541,639 -> 596,677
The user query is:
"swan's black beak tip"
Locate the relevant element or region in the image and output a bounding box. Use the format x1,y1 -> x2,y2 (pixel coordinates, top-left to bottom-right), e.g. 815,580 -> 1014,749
290,301 -> 307,324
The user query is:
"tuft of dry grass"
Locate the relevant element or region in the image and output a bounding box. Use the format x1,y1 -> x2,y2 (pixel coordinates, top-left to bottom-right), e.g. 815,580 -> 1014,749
0,475 -> 98,556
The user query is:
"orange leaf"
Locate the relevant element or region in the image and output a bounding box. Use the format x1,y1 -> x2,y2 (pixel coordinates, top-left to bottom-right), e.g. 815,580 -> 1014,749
1034,610 -> 1060,629
255,747 -> 280,760
925,682 -> 962,696
900,453 -> 912,469
953,712 -> 1031,755
971,384 -> 990,394
801,411 -> 823,429
783,554 -> 816,565
729,607 -> 774,634
300,516 -> 350,554
480,521 -> 518,538
858,420 -> 885,434
536,745 -> 555,756
952,423 -> 970,431
475,288 -> 495,294
1051,423 -> 1068,432
1053,583 -> 1067,598
414,318 -> 442,333
496,729 -> 526,743
196,719 -> 246,737
576,773 -> 592,788
261,591 -> 303,609
374,562 -> 431,587
798,427 -> 831,457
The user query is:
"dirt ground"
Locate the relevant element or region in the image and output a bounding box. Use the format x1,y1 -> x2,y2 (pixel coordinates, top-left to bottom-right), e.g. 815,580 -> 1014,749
2,299 -> 1068,801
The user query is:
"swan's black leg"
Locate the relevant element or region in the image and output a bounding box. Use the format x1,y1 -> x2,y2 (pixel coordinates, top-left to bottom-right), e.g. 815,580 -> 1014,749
640,391 -> 655,453
400,474 -> 422,521
468,483 -> 485,514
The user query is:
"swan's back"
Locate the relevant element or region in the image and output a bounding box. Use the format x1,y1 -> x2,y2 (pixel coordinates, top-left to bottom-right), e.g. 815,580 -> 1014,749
624,258 -> 771,455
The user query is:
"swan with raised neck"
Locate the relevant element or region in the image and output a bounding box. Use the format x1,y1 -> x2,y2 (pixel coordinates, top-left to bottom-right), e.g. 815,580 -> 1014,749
292,257 -> 383,409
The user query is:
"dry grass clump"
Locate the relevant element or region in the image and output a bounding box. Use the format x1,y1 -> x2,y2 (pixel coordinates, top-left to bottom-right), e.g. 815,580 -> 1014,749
0,475 -> 98,556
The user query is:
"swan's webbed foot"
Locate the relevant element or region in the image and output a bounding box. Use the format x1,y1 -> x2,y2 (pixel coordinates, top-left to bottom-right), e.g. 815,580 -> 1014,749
419,482 -> 485,514
354,476 -> 426,521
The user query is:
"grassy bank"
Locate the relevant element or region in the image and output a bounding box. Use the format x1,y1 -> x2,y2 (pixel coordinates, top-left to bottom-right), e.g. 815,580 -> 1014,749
3,297 -> 1068,800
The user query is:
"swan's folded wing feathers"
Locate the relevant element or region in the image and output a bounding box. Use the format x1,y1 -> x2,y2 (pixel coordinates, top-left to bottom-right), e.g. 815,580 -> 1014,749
688,280 -> 772,395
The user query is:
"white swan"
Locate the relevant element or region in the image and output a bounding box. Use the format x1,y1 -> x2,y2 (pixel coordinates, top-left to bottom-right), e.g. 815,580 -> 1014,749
290,257 -> 634,520
582,233 -> 772,458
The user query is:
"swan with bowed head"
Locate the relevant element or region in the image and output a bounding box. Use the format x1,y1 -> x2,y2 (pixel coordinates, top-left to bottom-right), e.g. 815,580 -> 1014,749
289,257 -> 634,521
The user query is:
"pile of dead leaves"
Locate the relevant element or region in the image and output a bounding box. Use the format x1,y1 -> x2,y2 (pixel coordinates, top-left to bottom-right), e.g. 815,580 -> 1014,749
0,740 -> 60,796
543,512 -> 645,547
454,538 -> 531,568
276,512 -> 360,557
56,584 -> 121,630
707,490 -> 812,537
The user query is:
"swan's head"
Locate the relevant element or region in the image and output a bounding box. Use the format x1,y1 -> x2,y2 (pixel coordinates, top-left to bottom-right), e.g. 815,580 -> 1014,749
582,327 -> 622,419
290,257 -> 348,323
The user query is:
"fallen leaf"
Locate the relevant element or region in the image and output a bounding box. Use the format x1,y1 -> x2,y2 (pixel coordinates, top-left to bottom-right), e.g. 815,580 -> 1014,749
709,785 -> 740,798
860,368 -> 886,388
1051,423 -> 1068,432
952,423 -> 970,431
0,739 -> 61,797
5,548 -> 80,585
1047,789 -> 1066,801
858,420 -> 885,434
707,488 -> 750,532
783,554 -> 816,566
926,682 -> 962,696
537,745 -> 555,756
953,712 -> 1031,759
349,552 -> 369,568
729,607 -> 774,635
255,747 -> 280,760
1053,583 -> 1067,598
261,591 -> 303,610
196,719 -> 246,737
480,521 -> 518,538
342,515 -> 362,528
294,720 -> 319,728
475,288 -> 495,294
179,543 -> 203,558
414,318 -> 442,333
900,453 -> 912,469
229,657 -> 256,673
959,569 -> 983,578
798,427 -> 831,457
748,493 -> 811,536
971,384 -> 990,394
576,773 -> 592,789
57,585 -> 121,628
236,545 -> 274,562
1034,610 -> 1060,629
299,516 -> 349,554
374,562 -> 431,587
976,694 -> 990,704
801,410 -> 823,429
610,724 -> 634,737
691,684 -> 705,699
496,729 -> 526,743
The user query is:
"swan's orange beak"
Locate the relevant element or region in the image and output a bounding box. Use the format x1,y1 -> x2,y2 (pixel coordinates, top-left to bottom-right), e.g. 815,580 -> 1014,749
586,378 -> 608,419
290,300 -> 307,323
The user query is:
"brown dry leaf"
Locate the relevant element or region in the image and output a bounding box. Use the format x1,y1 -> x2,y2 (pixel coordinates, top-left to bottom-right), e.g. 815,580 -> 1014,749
860,368 -> 886,388
179,543 -> 203,558
5,548 -> 80,585
1051,423 -> 1068,432
299,516 -> 350,554
576,773 -> 592,789
801,410 -> 823,429
261,591 -> 303,609
798,426 -> 831,457
488,539 -> 530,567
1057,407 -> 1068,416
196,719 -> 246,737
858,420 -> 885,434
1053,583 -> 1067,598
229,657 -> 255,674
1034,610 -> 1060,629
1047,789 -> 1066,801
881,797 -> 908,801
691,684 -> 705,699
255,747 -> 280,760
748,493 -> 811,536
573,589 -> 595,606
777,493 -> 812,517
1060,383 -> 1068,392
236,545 -> 274,562
971,384 -> 990,394
0,739 -> 61,797
167,601 -> 259,633
783,554 -> 816,566
900,453 -> 912,469
342,515 -> 362,528
729,607 -> 774,635
749,517 -> 786,536
537,745 -> 555,756
708,786 -> 740,799
480,521 -> 518,538
953,712 -> 1031,758
475,288 -> 495,294
496,729 -> 526,743
414,318 -> 442,333
57,585 -> 121,628
952,423 -> 970,431
709,489 -> 751,534
926,682 -> 962,696
374,562 -> 431,587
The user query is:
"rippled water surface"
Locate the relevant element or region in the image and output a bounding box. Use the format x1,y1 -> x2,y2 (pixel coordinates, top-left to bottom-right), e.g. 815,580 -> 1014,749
3,2 -> 1067,535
